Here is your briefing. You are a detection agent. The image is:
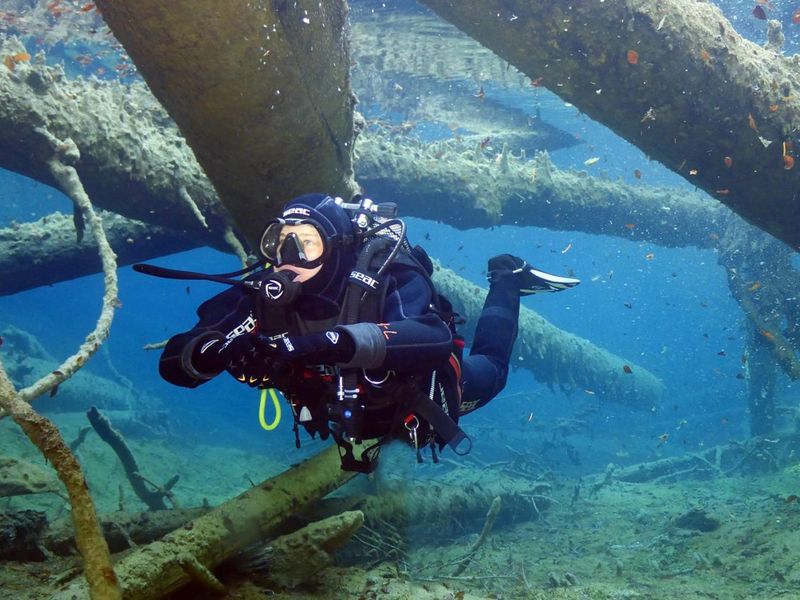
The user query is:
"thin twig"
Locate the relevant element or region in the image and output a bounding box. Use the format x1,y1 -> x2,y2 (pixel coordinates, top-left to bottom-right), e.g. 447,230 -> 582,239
452,496 -> 502,577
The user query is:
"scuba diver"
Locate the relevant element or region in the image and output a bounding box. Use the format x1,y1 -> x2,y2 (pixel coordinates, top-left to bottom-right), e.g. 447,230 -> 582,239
147,193 -> 579,472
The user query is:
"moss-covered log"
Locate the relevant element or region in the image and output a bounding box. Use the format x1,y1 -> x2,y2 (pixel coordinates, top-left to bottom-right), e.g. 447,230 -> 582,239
0,37 -> 227,238
94,0 -> 358,248
0,212 -> 204,296
591,432 -> 800,485
356,131 -> 727,248
50,444 -> 355,600
420,0 -> 800,251
433,264 -> 664,408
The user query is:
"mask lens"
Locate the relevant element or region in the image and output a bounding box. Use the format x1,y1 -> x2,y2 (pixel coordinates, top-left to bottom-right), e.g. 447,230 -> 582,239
259,220 -> 327,268
259,221 -> 285,263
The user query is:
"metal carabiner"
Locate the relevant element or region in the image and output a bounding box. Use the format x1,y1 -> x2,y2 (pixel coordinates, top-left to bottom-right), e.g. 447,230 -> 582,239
404,414 -> 419,450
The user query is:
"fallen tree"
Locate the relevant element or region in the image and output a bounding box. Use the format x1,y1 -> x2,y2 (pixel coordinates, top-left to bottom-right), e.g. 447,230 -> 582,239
94,0 -> 358,248
0,37 -> 228,239
420,0 -> 800,251
50,444 -> 356,600
0,212 -> 205,296
356,131 -> 727,248
433,264 -> 664,408
586,431 -> 800,487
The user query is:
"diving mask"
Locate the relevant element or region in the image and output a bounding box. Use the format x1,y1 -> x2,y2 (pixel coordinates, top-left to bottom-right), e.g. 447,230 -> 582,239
259,220 -> 329,269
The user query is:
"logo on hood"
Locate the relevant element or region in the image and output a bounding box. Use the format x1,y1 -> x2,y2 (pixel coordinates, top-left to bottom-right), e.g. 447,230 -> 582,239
283,207 -> 311,218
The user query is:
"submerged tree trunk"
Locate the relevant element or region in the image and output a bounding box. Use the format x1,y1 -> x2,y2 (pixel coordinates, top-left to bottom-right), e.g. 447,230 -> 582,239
356,131 -> 728,248
433,264 -> 664,408
51,444 -> 355,600
0,212 -> 205,296
420,0 -> 800,251
94,0 -> 359,249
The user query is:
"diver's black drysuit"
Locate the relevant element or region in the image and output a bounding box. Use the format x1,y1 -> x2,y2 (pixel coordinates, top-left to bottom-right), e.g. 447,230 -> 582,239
158,246 -> 520,466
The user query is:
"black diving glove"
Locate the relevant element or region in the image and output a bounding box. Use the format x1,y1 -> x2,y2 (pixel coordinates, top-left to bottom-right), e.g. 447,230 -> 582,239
184,331 -> 257,379
261,330 -> 356,365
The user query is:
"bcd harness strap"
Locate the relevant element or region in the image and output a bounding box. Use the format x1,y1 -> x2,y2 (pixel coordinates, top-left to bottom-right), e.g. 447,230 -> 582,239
329,237 -> 471,472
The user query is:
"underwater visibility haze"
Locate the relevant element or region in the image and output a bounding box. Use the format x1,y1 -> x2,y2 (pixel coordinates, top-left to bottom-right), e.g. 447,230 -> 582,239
0,1 -> 799,599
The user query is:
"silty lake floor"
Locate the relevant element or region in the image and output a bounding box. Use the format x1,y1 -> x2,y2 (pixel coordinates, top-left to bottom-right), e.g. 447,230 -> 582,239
1,413 -> 799,599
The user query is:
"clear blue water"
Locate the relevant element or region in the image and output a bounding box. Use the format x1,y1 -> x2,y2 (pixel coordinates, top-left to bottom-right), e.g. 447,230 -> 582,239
1,0 -> 786,470
0,0 -> 797,566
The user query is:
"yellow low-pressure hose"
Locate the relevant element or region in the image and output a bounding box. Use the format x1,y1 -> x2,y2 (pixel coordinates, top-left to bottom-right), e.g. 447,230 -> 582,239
258,387 -> 281,430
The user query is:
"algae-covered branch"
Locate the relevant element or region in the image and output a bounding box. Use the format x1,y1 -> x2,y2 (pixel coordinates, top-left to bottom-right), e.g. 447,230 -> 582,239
420,0 -> 800,251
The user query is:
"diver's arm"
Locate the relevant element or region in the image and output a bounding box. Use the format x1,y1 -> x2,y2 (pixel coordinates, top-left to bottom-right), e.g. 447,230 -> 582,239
159,288 -> 255,388
336,266 -> 454,370
336,313 -> 453,371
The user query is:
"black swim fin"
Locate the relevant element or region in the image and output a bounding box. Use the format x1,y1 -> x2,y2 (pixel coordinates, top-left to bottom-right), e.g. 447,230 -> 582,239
487,254 -> 580,295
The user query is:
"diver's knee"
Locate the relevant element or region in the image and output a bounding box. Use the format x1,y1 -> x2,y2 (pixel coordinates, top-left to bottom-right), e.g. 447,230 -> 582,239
492,364 -> 509,396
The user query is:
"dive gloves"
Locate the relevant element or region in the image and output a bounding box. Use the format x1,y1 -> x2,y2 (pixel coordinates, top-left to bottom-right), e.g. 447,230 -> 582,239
185,328 -> 357,385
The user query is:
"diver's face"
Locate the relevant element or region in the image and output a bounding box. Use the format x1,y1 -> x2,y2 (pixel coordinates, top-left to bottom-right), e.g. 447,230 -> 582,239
274,223 -> 324,282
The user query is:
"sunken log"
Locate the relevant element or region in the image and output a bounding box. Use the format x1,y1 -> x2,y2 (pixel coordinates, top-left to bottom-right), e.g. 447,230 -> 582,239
7,471 -> 547,567
420,0 -> 800,251
433,264 -> 665,408
94,0 -> 358,248
356,131 -> 728,248
0,212 -> 204,296
51,444 -> 356,600
588,432 -> 800,486
0,131 -> 733,297
0,507 -> 210,561
0,38 -> 229,239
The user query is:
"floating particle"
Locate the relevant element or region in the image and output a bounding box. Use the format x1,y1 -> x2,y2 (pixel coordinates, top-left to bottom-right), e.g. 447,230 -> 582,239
784,155 -> 795,170
623,364 -> 633,374
753,5 -> 767,20
626,49 -> 639,65
584,156 -> 601,166
634,169 -> 642,179
723,156 -> 733,168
